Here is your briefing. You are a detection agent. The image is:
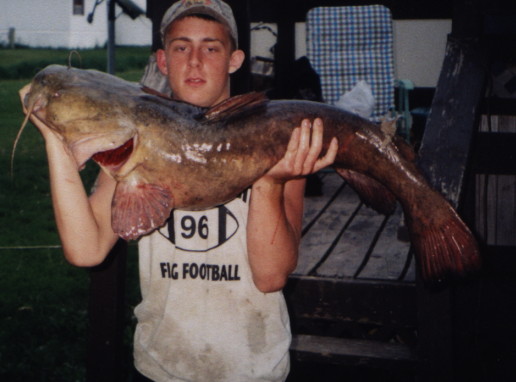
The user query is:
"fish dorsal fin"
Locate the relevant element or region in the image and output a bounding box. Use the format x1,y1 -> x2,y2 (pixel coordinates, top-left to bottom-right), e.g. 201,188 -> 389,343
141,85 -> 174,100
379,116 -> 398,148
203,91 -> 269,122
380,116 -> 397,137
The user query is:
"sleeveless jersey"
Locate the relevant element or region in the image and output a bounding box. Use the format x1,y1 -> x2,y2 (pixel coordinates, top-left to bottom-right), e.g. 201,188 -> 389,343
133,190 -> 291,382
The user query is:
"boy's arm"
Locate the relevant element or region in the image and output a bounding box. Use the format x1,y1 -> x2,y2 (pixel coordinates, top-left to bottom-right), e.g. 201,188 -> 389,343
20,84 -> 119,266
247,118 -> 338,292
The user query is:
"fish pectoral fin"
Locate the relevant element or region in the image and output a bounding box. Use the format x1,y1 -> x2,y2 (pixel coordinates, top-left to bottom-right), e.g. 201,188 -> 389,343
111,181 -> 173,241
334,168 -> 397,215
203,91 -> 269,122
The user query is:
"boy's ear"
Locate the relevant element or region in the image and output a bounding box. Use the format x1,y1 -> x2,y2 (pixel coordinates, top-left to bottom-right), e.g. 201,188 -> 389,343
156,49 -> 168,76
228,49 -> 245,74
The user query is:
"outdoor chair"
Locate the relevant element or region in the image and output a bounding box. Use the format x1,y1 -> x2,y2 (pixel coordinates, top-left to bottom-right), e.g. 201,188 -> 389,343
306,5 -> 413,140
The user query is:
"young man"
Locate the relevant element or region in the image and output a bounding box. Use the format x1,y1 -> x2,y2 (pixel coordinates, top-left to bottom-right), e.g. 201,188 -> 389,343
20,1 -> 337,380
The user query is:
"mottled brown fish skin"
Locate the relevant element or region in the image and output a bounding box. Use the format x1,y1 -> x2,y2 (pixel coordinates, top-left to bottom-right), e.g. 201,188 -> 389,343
22,65 -> 481,282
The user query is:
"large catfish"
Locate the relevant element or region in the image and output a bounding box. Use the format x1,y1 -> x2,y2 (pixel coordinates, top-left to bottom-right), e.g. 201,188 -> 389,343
20,65 -> 480,281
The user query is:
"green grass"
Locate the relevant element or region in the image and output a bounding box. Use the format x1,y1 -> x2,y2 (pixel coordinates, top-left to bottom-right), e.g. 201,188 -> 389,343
0,78 -> 57,246
0,47 -> 149,381
0,249 -> 89,381
0,46 -> 152,79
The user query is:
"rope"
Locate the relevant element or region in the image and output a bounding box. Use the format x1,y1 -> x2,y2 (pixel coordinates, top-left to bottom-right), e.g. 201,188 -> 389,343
0,245 -> 62,250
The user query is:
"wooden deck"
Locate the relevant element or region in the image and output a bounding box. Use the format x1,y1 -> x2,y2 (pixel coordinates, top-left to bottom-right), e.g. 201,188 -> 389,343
285,171 -> 418,372
297,171 -> 415,282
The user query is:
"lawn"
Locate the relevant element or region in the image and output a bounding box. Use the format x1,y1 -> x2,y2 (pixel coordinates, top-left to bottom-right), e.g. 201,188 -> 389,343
0,47 -> 148,382
0,46 -> 152,79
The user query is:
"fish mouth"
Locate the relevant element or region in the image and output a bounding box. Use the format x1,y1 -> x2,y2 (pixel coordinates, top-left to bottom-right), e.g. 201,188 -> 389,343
71,133 -> 136,171
92,137 -> 134,171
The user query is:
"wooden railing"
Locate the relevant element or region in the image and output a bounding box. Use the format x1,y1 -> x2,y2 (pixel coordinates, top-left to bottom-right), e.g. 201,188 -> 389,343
84,1 -> 494,380
414,35 -> 486,382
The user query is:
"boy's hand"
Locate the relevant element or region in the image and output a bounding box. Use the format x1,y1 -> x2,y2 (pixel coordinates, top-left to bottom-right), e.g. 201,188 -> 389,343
19,84 -> 62,141
264,118 -> 338,183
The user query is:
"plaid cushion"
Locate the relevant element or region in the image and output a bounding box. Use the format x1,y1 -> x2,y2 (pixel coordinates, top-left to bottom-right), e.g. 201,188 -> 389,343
306,5 -> 395,121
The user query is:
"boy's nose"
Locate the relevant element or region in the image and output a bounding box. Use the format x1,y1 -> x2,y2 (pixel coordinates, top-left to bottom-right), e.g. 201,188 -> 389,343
188,49 -> 201,67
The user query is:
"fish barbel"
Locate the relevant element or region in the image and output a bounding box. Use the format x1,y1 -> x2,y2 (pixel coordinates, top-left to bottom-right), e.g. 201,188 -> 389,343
20,65 -> 480,281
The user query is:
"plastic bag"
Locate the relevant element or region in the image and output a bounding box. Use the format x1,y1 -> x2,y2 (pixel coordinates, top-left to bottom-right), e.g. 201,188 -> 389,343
335,80 -> 375,119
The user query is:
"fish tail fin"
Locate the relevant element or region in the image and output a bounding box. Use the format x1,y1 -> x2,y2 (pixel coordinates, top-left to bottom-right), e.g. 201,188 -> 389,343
112,181 -> 173,240
404,195 -> 481,283
334,168 -> 397,215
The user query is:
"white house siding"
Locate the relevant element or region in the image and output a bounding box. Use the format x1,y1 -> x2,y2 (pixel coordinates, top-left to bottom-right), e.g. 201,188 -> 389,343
0,0 -> 150,48
69,0 -> 108,48
115,0 -> 152,46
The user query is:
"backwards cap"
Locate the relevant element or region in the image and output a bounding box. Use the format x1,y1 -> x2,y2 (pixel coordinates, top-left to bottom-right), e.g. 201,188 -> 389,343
160,0 -> 238,46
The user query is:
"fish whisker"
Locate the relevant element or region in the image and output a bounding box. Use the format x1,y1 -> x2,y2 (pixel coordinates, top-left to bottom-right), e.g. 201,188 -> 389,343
11,99 -> 36,178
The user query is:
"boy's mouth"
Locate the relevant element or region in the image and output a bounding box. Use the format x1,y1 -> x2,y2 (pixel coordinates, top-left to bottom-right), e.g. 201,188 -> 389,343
186,77 -> 206,87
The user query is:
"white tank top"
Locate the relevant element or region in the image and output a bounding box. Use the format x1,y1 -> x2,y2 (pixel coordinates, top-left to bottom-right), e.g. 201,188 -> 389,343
133,190 -> 291,382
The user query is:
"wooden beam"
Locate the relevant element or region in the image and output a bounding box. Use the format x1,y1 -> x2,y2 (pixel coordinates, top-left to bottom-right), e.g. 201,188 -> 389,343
291,334 -> 416,369
145,0 -> 175,51
451,0 -> 484,38
273,2 -> 296,98
415,35 -> 487,382
226,0 -> 252,95
417,36 -> 486,207
473,132 -> 516,175
247,0 -> 453,22
284,276 -> 417,328
481,97 -> 516,116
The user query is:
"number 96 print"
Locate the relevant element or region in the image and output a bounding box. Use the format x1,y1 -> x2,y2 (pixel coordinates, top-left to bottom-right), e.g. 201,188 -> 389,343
158,205 -> 240,252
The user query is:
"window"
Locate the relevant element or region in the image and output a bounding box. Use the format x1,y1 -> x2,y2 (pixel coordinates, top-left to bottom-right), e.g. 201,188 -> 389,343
73,0 -> 84,15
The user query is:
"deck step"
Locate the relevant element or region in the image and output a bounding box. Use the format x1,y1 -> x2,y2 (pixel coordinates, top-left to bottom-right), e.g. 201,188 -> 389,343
290,334 -> 416,369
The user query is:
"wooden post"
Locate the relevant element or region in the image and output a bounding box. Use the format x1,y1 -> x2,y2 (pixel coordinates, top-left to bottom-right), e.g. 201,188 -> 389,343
107,0 -> 116,74
226,0 -> 252,95
146,0 -> 175,51
416,35 -> 486,382
273,0 -> 296,98
8,27 -> 15,49
86,240 -> 128,382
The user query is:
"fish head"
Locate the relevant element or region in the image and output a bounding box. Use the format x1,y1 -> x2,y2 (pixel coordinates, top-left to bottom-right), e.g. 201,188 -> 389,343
25,65 -> 140,172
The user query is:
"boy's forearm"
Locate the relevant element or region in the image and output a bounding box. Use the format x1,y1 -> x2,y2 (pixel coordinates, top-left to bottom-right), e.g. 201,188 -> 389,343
247,177 -> 304,293
45,136 -> 117,266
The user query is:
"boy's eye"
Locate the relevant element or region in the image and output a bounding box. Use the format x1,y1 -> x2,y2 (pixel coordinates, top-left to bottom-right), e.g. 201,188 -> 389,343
205,45 -> 222,53
168,42 -> 189,52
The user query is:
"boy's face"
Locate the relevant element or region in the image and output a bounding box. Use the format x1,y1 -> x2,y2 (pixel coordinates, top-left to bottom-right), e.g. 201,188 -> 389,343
157,16 -> 244,107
